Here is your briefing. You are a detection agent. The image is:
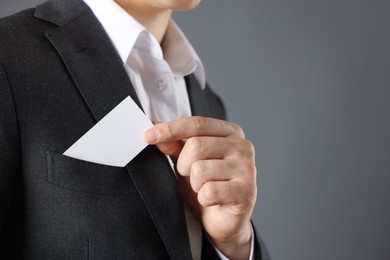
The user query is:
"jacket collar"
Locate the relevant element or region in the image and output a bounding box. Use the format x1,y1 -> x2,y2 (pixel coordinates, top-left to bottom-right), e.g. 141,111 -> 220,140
35,0 -> 88,27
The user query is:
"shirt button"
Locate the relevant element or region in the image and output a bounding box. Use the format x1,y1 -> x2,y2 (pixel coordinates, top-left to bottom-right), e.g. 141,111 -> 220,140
157,79 -> 166,90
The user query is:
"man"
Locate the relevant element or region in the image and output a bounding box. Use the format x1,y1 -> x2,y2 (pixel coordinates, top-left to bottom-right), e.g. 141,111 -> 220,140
0,0 -> 269,258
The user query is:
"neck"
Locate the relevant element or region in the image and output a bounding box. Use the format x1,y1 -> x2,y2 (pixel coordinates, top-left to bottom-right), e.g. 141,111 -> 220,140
114,1 -> 172,43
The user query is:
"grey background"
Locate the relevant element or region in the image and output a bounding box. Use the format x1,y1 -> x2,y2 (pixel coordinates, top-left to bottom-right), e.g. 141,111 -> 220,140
1,0 -> 390,259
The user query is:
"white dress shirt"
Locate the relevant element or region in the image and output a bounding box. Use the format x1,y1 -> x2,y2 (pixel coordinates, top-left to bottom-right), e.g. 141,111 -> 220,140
82,0 -> 254,259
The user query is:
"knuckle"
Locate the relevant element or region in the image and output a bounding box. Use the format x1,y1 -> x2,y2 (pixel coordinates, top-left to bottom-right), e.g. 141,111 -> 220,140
243,159 -> 257,182
240,139 -> 255,158
191,161 -> 207,180
245,167 -> 257,190
229,122 -> 245,138
165,123 -> 175,139
190,162 -> 206,193
237,181 -> 256,208
247,140 -> 256,155
247,162 -> 257,178
246,174 -> 257,198
187,137 -> 203,154
190,176 -> 201,193
205,182 -> 218,199
200,183 -> 218,203
175,159 -> 188,177
248,183 -> 258,205
192,116 -> 207,134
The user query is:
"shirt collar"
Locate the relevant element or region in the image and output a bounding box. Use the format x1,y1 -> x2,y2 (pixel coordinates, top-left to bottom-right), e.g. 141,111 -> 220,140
162,21 -> 205,89
83,0 -> 206,89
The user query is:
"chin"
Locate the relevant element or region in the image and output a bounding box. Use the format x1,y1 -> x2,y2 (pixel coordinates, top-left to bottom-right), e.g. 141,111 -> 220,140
169,0 -> 202,11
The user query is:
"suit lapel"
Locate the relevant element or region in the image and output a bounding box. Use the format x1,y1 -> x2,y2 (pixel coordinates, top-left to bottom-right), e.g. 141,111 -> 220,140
39,3 -> 140,121
35,0 -> 192,258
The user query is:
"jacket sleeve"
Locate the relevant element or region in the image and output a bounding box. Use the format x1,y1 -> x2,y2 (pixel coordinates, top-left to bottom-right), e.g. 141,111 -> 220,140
0,62 -> 22,234
253,222 -> 272,260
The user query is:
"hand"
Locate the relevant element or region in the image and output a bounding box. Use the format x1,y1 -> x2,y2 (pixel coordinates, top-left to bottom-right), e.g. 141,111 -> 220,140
144,116 -> 257,259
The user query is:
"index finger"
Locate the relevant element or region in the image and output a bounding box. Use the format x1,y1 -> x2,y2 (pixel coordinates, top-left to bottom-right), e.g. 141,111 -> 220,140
144,116 -> 245,144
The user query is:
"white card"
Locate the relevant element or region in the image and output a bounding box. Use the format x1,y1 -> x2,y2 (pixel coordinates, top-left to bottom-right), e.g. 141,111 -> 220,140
63,96 -> 153,167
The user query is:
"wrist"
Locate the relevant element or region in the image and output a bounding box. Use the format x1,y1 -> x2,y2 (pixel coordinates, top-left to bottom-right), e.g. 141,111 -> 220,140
210,222 -> 252,260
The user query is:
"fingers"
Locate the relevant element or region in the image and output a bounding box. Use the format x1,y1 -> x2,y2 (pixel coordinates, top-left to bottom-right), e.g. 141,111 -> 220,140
143,117 -> 257,217
176,137 -> 255,177
197,181 -> 256,212
189,159 -> 255,193
144,116 -> 245,144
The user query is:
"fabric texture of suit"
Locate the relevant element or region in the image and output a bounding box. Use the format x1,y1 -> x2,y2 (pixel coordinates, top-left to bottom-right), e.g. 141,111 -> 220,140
0,0 -> 269,258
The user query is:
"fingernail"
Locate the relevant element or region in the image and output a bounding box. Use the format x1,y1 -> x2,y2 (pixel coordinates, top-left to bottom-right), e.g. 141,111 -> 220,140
144,129 -> 160,144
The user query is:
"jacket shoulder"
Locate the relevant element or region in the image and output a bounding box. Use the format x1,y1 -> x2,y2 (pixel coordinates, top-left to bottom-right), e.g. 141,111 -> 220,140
0,8 -> 55,60
0,8 -> 36,36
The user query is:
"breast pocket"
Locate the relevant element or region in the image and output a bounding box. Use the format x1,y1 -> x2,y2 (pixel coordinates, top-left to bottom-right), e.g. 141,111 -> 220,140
46,150 -> 139,196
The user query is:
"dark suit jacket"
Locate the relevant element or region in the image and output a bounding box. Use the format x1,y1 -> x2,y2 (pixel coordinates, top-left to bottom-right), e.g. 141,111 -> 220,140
0,0 -> 269,258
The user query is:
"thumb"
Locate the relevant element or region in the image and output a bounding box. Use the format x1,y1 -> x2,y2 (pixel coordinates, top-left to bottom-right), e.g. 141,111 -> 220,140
154,141 -> 184,162
145,121 -> 184,162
